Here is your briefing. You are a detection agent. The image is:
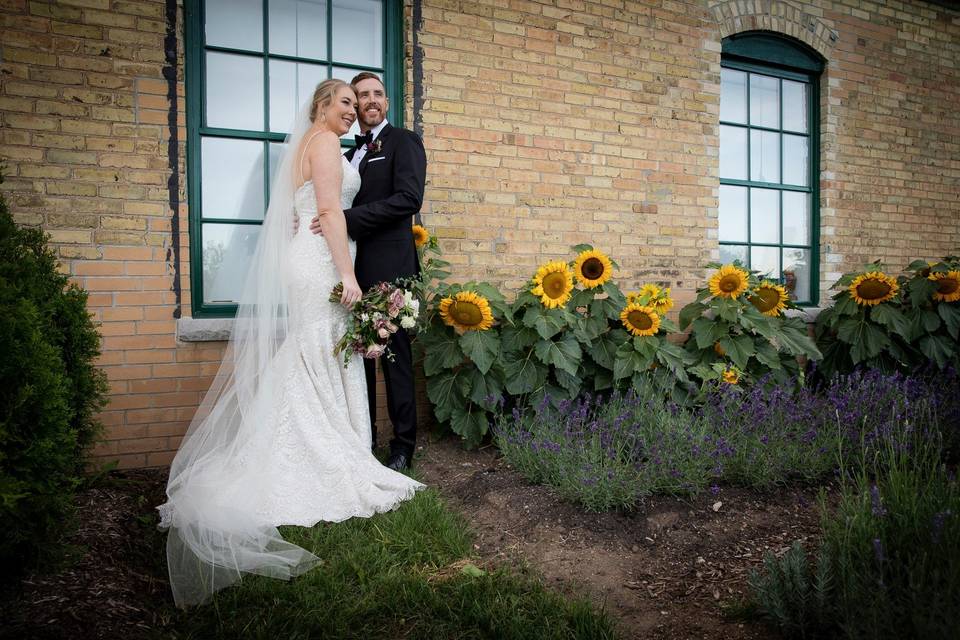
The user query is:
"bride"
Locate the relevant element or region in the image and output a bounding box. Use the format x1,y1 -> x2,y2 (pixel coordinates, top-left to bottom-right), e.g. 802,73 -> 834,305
158,79 -> 423,608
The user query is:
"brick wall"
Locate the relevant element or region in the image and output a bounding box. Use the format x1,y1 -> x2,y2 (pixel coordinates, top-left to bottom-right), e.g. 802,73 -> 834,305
1,0 -> 958,468
0,0 -> 217,468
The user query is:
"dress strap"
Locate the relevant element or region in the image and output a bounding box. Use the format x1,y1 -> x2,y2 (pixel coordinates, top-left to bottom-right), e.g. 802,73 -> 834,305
298,129 -> 324,184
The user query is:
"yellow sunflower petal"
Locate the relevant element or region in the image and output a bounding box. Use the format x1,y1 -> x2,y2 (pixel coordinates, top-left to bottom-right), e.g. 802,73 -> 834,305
849,271 -> 898,306
930,270 -> 960,303
439,291 -> 494,331
412,224 -> 430,248
722,368 -> 740,385
532,260 -> 574,308
573,249 -> 613,289
708,265 -> 749,299
620,304 -> 660,337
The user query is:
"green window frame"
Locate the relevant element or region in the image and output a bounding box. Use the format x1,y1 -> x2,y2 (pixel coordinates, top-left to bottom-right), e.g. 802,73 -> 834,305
719,32 -> 824,306
185,0 -> 405,317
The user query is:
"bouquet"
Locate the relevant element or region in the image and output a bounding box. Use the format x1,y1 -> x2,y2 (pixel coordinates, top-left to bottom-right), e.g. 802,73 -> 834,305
329,280 -> 420,366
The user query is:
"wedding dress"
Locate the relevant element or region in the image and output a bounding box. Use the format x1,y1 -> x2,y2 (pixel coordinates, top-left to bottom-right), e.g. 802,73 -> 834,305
158,112 -> 422,607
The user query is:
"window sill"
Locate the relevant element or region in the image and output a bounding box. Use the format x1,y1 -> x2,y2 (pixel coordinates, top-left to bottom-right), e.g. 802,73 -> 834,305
177,317 -> 232,342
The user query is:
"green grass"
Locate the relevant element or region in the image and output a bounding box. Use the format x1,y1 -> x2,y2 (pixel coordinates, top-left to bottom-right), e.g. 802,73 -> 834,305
165,487 -> 617,640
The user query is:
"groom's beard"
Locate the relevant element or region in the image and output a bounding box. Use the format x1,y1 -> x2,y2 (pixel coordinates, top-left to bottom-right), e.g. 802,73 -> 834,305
357,106 -> 384,131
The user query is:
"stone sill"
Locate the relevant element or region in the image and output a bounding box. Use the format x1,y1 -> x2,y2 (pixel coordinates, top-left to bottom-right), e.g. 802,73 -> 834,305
177,307 -> 825,343
177,317 -> 232,342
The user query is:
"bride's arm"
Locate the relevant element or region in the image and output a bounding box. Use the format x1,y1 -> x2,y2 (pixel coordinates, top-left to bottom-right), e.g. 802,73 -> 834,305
307,132 -> 362,307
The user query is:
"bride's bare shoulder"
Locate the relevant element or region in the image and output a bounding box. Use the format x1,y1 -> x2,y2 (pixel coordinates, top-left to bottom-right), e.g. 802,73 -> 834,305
306,130 -> 342,156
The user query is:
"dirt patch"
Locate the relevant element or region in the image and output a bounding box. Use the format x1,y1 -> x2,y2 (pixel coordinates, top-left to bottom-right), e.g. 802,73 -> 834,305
415,436 -> 825,639
1,436 -> 825,639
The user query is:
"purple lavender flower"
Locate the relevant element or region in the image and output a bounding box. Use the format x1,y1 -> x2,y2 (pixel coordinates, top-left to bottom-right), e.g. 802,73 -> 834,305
870,485 -> 887,517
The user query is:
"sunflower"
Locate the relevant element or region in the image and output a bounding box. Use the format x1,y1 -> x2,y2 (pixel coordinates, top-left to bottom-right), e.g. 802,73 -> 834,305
750,281 -> 789,317
573,249 -> 613,288
532,260 -> 574,308
651,288 -> 674,315
930,271 -> 960,303
637,283 -> 661,300
439,291 -> 494,332
849,271 -> 898,306
412,224 -> 430,248
620,304 -> 660,337
714,342 -> 726,357
708,265 -> 749,299
721,368 -> 740,385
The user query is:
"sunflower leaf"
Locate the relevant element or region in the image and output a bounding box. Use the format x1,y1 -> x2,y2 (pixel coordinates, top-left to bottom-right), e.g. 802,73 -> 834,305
869,304 -> 911,339
655,340 -> 691,383
908,277 -> 938,309
679,301 -> 707,330
459,330 -> 499,375
692,317 -> 722,350
423,331 -> 465,376
450,406 -> 488,448
553,367 -> 582,396
922,308 -> 942,332
570,288 -> 596,310
833,294 -> 859,317
534,336 -> 582,377
719,335 -> 754,369
426,370 -> 468,422
502,349 -> 547,395
715,297 -> 741,323
593,367 -> 614,391
613,343 -> 637,380
601,281 -> 627,306
754,341 -> 783,370
938,302 -> 960,340
775,322 -> 822,359
847,322 -> 889,364
500,324 -> 539,353
588,332 -> 620,370
571,243 -> 594,254
467,367 -> 503,410
919,335 -> 955,370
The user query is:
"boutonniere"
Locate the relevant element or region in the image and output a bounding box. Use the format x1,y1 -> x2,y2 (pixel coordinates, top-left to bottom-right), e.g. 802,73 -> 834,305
365,139 -> 383,154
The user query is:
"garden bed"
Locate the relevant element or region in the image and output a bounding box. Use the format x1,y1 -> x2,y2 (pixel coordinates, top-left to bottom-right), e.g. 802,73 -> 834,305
0,434 -> 829,639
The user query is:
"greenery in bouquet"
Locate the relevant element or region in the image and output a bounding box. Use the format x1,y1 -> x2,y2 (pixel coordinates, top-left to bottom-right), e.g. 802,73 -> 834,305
814,257 -> 960,379
679,262 -> 820,392
329,280 -> 419,366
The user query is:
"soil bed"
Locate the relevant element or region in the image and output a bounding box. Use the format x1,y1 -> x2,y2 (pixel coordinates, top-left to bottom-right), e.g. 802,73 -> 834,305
1,435 -> 826,639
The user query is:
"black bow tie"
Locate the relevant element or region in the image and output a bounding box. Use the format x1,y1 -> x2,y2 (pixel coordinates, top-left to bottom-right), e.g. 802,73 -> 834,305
354,132 -> 372,148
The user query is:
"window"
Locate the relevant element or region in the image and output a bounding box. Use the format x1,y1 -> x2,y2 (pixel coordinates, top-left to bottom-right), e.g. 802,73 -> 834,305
719,32 -> 824,305
186,0 -> 403,317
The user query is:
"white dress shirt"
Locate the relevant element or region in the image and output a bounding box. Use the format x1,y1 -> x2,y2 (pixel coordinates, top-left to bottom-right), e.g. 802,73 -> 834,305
350,119 -> 389,171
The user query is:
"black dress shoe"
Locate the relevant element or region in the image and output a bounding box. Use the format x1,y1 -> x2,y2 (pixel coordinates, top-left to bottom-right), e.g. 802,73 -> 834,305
386,452 -> 410,471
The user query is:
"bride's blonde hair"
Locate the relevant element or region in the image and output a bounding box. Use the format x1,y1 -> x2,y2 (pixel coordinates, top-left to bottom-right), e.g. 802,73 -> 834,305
309,79 -> 352,123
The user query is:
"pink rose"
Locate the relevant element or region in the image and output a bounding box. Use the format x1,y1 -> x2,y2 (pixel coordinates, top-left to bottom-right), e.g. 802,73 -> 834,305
365,343 -> 386,358
377,327 -> 390,339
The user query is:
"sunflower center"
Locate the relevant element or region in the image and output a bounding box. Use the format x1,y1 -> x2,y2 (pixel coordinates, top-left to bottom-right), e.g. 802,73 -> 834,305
936,277 -> 959,295
542,272 -> 568,298
581,257 -> 605,280
719,275 -> 742,293
856,279 -> 892,301
752,288 -> 780,312
627,310 -> 653,330
451,301 -> 482,326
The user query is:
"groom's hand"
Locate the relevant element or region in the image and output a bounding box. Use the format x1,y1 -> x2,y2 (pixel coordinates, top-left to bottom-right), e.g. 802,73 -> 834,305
310,215 -> 324,235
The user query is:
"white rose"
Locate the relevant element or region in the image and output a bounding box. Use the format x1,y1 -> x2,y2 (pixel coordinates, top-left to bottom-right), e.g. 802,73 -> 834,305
400,315 -> 416,329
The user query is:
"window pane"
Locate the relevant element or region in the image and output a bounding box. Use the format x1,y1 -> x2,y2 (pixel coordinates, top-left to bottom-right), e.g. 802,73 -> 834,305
782,191 -> 810,246
202,223 -> 261,304
332,0 -> 383,67
750,129 -> 780,183
751,245 -> 780,281
269,60 -> 328,133
719,185 -> 747,242
205,0 -> 262,51
782,79 -> 808,133
268,141 -> 287,187
783,134 -> 809,187
750,188 -> 780,244
783,248 -> 811,302
749,74 -> 779,128
269,0 -> 327,59
206,52 -> 264,130
201,138 -> 265,220
720,244 -> 747,265
720,68 -> 747,124
719,125 -> 747,180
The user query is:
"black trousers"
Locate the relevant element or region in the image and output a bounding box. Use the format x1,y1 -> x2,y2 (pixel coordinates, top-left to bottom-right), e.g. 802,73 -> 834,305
365,327 -> 417,457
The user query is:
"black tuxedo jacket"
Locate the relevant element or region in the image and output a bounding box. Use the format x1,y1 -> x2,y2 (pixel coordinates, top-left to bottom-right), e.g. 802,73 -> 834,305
344,123 -> 427,290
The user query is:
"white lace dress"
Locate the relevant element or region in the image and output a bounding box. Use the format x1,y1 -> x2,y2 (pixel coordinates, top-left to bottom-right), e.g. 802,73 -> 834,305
237,157 -> 423,524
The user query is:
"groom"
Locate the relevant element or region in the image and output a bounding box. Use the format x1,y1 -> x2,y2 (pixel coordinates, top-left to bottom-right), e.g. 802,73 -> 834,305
311,72 -> 427,472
